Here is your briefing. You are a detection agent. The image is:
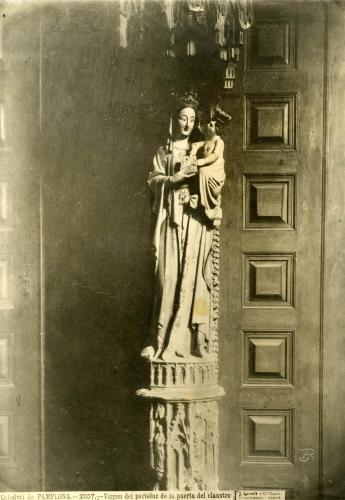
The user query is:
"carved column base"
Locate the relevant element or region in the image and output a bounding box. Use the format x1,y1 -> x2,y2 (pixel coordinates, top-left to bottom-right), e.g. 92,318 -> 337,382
137,360 -> 225,490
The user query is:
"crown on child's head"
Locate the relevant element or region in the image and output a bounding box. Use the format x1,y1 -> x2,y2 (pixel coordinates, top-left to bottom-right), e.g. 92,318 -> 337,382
170,90 -> 199,111
211,104 -> 232,125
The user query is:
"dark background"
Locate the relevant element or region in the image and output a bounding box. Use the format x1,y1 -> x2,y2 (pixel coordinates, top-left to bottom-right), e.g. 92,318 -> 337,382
42,2 -> 153,490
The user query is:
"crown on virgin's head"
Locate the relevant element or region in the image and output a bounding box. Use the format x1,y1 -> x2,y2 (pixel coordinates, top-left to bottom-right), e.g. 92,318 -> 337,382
170,90 -> 199,110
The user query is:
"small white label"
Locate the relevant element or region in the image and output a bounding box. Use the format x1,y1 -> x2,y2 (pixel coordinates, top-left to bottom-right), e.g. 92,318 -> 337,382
236,492 -> 285,500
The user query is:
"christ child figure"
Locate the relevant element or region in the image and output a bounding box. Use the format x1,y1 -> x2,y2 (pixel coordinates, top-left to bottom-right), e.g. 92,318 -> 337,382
187,105 -> 231,227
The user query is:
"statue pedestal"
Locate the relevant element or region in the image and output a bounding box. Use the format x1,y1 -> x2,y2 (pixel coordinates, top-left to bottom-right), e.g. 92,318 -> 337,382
137,359 -> 225,490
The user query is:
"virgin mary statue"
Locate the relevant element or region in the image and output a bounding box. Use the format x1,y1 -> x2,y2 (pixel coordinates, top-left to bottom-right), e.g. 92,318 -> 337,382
144,92 -> 222,362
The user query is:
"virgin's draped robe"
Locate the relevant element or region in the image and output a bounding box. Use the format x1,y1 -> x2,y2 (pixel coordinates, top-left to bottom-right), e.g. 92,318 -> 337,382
148,143 -> 214,360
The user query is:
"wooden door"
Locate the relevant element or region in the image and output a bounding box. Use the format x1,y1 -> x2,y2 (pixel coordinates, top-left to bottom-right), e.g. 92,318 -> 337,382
219,2 -> 325,498
0,4 -> 41,491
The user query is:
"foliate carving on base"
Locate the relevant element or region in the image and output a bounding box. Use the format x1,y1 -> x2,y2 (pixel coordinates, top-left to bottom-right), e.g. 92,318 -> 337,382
150,400 -> 219,491
150,403 -> 167,490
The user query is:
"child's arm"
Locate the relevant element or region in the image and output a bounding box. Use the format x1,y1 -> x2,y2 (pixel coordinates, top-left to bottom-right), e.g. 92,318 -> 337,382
189,141 -> 205,156
196,137 -> 224,167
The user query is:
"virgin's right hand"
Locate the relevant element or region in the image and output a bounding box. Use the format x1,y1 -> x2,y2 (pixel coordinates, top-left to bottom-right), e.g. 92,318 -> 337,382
169,170 -> 196,186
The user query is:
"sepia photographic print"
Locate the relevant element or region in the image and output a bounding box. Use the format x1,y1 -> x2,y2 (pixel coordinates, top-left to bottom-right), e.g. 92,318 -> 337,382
0,0 -> 344,498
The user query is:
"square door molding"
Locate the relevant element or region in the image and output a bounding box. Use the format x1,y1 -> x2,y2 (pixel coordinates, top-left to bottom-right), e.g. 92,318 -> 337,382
0,411 -> 15,466
241,409 -> 293,464
243,174 -> 296,230
242,253 -> 295,308
246,16 -> 296,70
0,331 -> 14,386
242,330 -> 294,386
0,257 -> 14,309
244,94 -> 297,151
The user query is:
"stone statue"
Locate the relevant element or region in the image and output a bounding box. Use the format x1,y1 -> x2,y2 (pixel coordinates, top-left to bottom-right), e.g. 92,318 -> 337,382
142,93 -> 229,362
138,93 -> 228,490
